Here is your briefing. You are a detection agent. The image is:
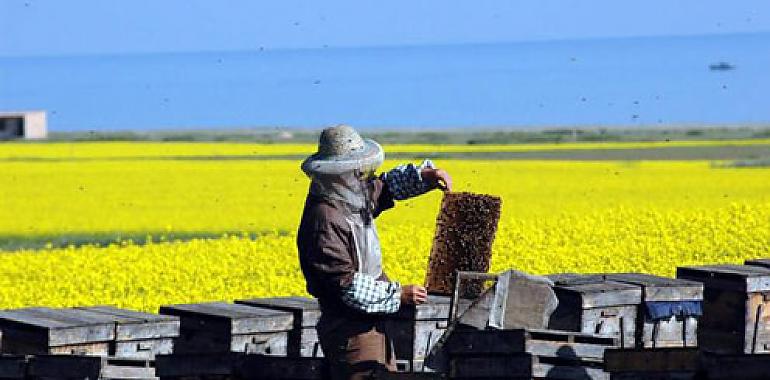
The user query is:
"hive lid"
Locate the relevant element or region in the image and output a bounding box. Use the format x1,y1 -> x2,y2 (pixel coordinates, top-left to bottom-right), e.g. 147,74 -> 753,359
0,307 -> 115,346
602,273 -> 704,302
548,274 -> 607,286
677,264 -> 770,292
235,297 -> 320,328
73,306 -> 180,340
547,274 -> 642,308
159,302 -> 293,334
76,305 -> 177,323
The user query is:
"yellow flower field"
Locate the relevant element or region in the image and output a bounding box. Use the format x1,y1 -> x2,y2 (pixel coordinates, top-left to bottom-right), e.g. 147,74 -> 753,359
1,141 -> 769,311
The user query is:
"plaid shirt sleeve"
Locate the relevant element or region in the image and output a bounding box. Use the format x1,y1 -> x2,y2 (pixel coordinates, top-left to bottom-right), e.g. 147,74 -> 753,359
341,272 -> 402,314
381,159 -> 435,200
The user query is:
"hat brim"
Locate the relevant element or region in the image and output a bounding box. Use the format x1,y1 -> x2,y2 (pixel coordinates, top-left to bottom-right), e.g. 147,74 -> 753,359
301,138 -> 384,176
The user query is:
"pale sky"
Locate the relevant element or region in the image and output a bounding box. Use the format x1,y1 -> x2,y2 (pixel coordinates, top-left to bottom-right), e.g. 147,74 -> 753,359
1,0 -> 769,56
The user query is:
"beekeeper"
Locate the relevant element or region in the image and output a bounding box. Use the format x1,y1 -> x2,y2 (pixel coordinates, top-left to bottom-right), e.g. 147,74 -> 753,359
297,125 -> 452,379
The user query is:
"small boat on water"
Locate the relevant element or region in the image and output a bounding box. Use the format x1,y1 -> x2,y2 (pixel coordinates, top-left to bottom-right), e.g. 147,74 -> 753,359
709,61 -> 735,71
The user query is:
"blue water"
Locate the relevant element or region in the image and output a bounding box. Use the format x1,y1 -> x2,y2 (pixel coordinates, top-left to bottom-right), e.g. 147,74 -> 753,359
1,33 -> 769,131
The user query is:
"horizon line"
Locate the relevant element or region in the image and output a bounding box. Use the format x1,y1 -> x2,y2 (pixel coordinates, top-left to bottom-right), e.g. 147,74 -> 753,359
2,30 -> 769,60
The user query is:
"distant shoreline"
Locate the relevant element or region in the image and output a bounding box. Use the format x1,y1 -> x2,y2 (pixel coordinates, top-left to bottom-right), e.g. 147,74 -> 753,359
37,125 -> 770,144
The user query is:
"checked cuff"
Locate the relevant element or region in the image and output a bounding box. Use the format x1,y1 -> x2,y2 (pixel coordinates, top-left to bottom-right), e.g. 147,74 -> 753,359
341,272 -> 401,314
381,159 -> 435,200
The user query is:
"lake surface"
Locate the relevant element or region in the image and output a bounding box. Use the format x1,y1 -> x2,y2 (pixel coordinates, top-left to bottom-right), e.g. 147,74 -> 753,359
1,33 -> 768,131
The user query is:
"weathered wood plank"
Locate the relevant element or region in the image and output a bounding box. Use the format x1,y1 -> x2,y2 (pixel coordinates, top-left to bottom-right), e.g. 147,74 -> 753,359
549,274 -> 609,286
0,307 -> 114,348
677,265 -> 770,293
160,302 -> 293,335
235,297 -> 320,328
640,316 -> 699,349
100,357 -> 156,380
76,305 -> 180,341
527,329 -> 617,346
114,338 -> 175,359
47,342 -> 111,356
236,297 -> 321,358
0,310 -> 72,329
411,320 -> 446,363
236,332 -> 288,355
548,278 -> 642,309
298,328 -> 322,358
603,273 -> 703,302
84,305 -> 177,323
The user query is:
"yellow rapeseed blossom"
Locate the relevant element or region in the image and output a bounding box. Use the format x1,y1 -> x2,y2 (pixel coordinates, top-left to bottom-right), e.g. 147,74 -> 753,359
0,142 -> 769,311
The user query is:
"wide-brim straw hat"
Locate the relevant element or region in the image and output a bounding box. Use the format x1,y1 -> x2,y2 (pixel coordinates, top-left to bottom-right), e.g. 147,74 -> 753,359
301,125 -> 384,176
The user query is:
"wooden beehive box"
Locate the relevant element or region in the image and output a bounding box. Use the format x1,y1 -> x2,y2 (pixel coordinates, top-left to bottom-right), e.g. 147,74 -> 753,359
235,297 -> 322,358
676,264 -> 770,354
447,329 -> 616,380
547,274 -> 641,348
603,348 -> 700,380
603,273 -> 703,348
424,192 -> 502,295
71,306 -> 180,359
159,302 -> 293,355
27,355 -> 155,380
390,295 -> 452,371
0,307 -> 114,355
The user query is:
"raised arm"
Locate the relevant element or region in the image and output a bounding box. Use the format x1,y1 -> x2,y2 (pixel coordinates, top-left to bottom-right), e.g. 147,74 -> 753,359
381,159 -> 452,201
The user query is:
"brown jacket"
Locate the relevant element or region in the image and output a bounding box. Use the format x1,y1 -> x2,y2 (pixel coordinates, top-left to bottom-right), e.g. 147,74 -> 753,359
296,177 -> 395,318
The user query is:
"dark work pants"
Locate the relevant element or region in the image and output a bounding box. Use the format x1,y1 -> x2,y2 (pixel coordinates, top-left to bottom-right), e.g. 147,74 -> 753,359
317,317 -> 397,380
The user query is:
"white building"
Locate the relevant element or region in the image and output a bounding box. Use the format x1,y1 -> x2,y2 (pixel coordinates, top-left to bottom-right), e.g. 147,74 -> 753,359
0,111 -> 48,140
